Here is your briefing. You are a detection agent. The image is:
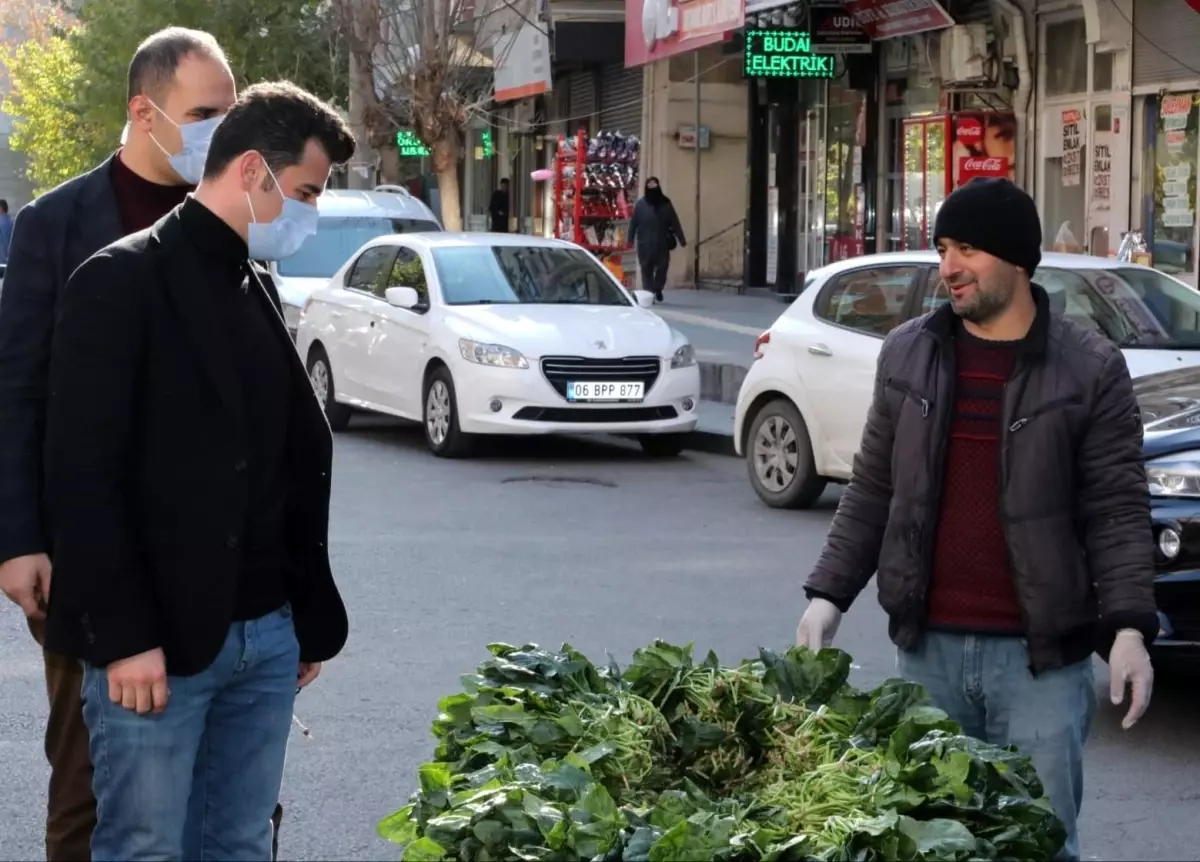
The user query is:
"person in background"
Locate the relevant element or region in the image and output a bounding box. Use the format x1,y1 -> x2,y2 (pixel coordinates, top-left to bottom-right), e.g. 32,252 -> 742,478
794,178 -> 1156,862
43,80 -> 353,861
0,199 -> 13,263
0,27 -> 235,862
628,176 -> 685,303
489,177 -> 510,233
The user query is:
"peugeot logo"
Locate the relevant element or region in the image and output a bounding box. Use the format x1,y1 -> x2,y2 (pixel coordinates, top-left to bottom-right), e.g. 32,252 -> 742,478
594,340 -> 608,350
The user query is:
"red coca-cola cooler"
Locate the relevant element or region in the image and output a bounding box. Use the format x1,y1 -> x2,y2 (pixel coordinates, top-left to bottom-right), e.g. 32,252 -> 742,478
951,112 -> 1015,188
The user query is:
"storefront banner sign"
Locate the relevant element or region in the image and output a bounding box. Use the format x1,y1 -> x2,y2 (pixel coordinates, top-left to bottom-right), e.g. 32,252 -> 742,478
1061,109 -> 1083,187
744,29 -> 837,78
1154,94 -> 1198,276
494,22 -> 552,103
625,0 -> 745,67
810,5 -> 872,54
1091,131 -> 1112,213
951,112 -> 1015,188
958,156 -> 1009,183
843,0 -> 953,40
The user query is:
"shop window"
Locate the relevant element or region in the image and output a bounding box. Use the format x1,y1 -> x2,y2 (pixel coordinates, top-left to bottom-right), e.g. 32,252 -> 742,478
1043,104 -> 1087,252
1093,51 -> 1114,93
1044,19 -> 1088,97
1151,92 -> 1199,280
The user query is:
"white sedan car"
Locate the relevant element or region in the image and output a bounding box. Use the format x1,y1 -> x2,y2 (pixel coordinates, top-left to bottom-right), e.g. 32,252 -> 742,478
296,232 -> 701,457
734,250 -> 1200,508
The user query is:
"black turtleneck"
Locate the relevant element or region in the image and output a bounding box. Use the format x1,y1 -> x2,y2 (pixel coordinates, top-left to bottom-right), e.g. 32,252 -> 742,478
178,196 -> 291,622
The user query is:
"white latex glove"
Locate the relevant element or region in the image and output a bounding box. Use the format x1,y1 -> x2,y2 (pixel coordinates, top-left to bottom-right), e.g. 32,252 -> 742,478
1108,629 -> 1153,730
795,597 -> 843,652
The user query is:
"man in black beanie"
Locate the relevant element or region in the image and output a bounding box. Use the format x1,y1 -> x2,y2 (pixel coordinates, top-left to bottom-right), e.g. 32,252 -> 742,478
795,178 -> 1156,861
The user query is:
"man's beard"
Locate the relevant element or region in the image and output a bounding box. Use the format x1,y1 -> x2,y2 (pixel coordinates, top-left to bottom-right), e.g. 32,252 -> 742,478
947,275 -> 1015,324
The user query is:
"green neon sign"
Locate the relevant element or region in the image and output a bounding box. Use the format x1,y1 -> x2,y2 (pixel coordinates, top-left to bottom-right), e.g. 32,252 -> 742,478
480,129 -> 494,158
744,29 -> 836,79
397,130 -> 431,157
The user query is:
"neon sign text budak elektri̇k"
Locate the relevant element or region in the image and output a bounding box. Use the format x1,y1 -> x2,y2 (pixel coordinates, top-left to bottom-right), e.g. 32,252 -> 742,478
743,29 -> 836,79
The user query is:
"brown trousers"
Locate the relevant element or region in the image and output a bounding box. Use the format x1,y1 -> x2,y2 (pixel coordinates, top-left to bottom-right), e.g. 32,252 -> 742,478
27,617 -> 96,862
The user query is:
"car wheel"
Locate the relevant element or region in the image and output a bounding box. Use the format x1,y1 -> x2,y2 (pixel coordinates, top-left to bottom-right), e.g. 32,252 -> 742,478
746,398 -> 826,509
307,345 -> 352,431
638,433 -> 686,458
423,366 -> 473,458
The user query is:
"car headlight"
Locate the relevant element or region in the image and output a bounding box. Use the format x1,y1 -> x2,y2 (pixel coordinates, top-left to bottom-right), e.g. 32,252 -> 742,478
670,343 -> 696,369
458,338 -> 529,369
1146,451 -> 1200,497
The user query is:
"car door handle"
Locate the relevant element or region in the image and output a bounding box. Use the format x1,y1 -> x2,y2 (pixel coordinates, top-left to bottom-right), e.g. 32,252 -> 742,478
808,343 -> 833,356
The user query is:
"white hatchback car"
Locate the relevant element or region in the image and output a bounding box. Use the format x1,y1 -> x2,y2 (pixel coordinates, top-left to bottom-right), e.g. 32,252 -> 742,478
734,250 -> 1200,509
296,232 -> 701,457
265,185 -> 442,336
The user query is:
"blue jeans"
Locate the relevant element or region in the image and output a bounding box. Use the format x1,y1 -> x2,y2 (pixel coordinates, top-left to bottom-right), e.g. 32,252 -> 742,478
81,606 -> 299,861
897,632 -> 1096,862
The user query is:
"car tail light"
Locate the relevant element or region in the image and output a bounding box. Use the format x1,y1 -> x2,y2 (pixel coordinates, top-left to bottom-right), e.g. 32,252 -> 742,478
754,331 -> 771,360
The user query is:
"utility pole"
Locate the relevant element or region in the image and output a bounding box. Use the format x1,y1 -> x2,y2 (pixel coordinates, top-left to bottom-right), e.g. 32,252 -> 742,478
347,0 -> 377,189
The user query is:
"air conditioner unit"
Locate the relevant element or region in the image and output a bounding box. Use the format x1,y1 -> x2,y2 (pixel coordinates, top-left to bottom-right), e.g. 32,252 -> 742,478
938,24 -> 990,84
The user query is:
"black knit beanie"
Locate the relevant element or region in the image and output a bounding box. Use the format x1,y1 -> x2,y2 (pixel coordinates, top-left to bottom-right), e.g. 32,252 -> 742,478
933,177 -> 1042,275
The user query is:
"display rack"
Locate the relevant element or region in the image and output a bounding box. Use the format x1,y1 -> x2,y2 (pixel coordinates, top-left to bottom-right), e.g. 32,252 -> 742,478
553,127 -> 640,288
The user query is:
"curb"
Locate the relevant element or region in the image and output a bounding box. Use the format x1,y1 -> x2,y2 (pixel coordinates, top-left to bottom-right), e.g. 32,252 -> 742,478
681,427 -> 737,458
698,361 -> 749,406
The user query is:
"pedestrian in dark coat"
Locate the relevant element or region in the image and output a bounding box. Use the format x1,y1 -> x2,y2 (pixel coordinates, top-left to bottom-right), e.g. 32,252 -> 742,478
795,178 -> 1156,862
628,176 -> 685,302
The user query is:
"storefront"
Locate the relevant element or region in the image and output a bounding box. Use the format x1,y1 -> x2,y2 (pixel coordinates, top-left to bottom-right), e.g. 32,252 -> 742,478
1035,10 -> 1131,263
1130,0 -> 1200,284
743,10 -> 876,294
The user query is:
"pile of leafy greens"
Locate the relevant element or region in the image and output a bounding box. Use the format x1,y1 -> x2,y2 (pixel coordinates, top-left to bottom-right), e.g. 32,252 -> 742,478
378,641 -> 1065,861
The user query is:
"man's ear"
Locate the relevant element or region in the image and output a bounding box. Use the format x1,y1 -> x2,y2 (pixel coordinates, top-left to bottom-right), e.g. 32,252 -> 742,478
128,95 -> 155,132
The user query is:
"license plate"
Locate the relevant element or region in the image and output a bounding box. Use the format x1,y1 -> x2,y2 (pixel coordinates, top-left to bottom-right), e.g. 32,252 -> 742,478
566,381 -> 644,402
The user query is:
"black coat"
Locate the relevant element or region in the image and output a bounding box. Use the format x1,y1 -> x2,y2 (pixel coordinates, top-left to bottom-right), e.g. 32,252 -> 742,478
43,206 -> 349,676
804,286 -> 1158,673
0,155 -> 124,564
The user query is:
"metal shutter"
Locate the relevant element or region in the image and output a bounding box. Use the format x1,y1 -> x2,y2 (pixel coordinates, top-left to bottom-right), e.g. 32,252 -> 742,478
598,63 -> 643,137
1134,0 -> 1200,88
567,70 -> 596,137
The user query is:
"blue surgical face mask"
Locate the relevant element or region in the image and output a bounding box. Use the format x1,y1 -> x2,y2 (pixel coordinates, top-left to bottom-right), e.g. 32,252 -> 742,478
246,161 -> 320,261
147,100 -> 221,185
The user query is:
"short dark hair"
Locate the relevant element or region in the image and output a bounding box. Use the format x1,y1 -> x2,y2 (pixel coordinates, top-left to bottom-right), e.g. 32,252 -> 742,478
202,81 -> 356,181
127,27 -> 225,104
500,178 -> 509,185
0,199 -> 8,213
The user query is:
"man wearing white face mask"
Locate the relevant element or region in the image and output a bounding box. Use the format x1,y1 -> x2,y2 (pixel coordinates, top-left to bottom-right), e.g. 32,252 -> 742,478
42,80 -> 355,861
0,27 -> 235,862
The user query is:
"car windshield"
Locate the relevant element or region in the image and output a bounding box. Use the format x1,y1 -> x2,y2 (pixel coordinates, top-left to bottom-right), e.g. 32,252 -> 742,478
277,216 -> 440,278
430,245 -> 631,306
1032,267 -> 1200,349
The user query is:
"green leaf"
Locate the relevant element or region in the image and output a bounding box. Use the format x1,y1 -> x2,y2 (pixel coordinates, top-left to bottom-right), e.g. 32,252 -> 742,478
377,805 -> 419,845
579,783 -> 620,822
575,740 -> 619,765
418,762 -> 454,808
401,836 -> 448,861
758,646 -> 852,707
472,818 -> 508,848
437,692 -> 476,728
900,817 -> 980,855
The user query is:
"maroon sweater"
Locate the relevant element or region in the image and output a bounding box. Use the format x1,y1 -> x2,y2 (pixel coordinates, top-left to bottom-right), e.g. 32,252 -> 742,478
926,328 -> 1024,634
110,149 -> 192,235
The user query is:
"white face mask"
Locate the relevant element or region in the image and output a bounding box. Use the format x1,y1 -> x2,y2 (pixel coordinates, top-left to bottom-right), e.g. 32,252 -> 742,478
146,100 -> 222,185
245,159 -> 320,261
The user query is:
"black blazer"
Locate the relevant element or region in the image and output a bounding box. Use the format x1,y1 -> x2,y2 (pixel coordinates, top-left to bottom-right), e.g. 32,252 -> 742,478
43,205 -> 349,676
0,155 -> 123,563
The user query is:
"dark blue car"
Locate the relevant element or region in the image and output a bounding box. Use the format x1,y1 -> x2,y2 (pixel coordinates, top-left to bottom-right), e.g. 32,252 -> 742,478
1136,366 -> 1200,664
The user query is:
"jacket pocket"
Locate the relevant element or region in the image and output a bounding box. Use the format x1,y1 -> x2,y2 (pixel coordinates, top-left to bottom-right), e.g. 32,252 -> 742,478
885,379 -> 933,418
1006,395 -> 1082,433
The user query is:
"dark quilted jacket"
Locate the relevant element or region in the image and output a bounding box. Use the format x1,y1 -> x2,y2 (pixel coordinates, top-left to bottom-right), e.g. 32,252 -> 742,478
805,285 -> 1159,674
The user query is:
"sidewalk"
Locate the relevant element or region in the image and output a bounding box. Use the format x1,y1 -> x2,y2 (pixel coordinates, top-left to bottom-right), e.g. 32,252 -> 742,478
650,286 -> 793,456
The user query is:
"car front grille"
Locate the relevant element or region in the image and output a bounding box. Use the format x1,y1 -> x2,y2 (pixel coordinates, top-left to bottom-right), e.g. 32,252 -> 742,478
513,406 -> 678,423
540,356 -> 661,400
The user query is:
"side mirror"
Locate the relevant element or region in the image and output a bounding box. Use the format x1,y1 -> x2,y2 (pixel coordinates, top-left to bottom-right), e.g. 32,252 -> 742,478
633,290 -> 656,309
385,286 -> 422,309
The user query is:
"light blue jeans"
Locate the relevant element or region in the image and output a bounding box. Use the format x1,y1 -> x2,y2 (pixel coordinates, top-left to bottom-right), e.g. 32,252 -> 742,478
897,631 -> 1097,862
81,605 -> 299,861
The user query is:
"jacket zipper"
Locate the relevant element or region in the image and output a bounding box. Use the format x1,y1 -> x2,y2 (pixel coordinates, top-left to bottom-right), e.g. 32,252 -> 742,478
1007,395 -> 1082,433
999,362 -> 1037,675
916,333 -> 953,617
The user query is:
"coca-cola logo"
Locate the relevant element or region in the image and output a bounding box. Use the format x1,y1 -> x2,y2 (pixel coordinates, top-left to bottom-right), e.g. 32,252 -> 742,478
963,157 -> 1004,172
956,117 -> 983,144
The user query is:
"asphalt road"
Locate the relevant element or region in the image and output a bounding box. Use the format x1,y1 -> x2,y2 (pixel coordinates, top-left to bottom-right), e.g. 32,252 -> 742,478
1,421 -> 1197,861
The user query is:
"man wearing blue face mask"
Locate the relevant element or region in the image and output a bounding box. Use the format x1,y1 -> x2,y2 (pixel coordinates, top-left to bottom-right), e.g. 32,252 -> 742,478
0,26 -> 235,862
42,80 -> 354,861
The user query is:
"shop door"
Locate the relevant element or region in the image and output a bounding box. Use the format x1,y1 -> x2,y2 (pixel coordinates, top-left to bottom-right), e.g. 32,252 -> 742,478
1085,101 -> 1130,262
799,105 -> 827,274
900,117 -> 950,250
